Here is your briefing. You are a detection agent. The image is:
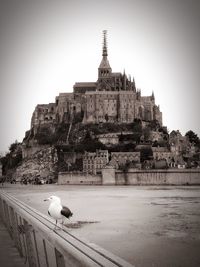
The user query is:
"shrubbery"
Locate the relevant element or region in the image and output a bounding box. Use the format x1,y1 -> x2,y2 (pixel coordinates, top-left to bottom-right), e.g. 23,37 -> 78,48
0,141 -> 22,175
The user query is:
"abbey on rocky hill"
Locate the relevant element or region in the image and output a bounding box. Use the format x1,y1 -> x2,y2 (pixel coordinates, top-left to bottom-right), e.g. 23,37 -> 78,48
31,30 -> 162,128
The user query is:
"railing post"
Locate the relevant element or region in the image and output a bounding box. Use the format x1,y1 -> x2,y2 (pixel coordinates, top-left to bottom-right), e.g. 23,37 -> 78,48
55,248 -> 65,267
23,219 -> 37,267
9,206 -> 23,256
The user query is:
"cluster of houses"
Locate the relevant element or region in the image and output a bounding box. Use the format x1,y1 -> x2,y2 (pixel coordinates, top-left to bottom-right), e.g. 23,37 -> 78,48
80,129 -> 199,174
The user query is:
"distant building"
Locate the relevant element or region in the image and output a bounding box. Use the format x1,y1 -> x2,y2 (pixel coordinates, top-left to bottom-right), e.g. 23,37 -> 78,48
96,133 -> 119,146
31,103 -> 57,129
153,151 -> 173,166
169,130 -> 190,155
31,31 -> 162,131
150,131 -> 165,142
83,150 -> 109,175
110,152 -> 140,169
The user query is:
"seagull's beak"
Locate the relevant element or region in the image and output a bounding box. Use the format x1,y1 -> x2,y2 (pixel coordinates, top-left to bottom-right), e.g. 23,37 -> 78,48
44,198 -> 49,201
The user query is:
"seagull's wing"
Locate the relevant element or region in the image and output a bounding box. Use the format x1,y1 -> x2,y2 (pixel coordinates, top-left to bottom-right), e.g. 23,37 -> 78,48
61,206 -> 73,219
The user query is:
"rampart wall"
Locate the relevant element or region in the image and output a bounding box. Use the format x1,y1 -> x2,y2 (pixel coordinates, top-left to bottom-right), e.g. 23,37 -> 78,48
58,172 -> 102,185
115,169 -> 200,185
58,169 -> 200,185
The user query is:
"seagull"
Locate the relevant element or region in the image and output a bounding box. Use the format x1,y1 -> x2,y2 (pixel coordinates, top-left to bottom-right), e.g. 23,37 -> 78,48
44,196 -> 73,229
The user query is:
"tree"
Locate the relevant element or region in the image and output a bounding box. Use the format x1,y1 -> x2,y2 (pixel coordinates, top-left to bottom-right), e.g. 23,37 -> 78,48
9,140 -> 19,152
143,127 -> 151,141
1,141 -> 22,175
185,131 -> 200,146
73,111 -> 84,124
148,120 -> 160,131
140,147 -> 153,162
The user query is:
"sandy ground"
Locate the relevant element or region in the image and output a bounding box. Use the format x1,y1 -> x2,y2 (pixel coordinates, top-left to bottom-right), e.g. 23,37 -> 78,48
2,184 -> 200,267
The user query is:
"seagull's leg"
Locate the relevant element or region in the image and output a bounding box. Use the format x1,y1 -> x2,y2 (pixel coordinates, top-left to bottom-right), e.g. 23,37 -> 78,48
54,219 -> 57,230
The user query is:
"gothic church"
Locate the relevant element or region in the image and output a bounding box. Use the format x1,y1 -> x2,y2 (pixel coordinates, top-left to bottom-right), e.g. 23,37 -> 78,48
31,31 -> 162,128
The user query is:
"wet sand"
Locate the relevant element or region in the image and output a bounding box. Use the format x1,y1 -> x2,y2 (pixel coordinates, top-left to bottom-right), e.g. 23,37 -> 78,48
2,184 -> 200,267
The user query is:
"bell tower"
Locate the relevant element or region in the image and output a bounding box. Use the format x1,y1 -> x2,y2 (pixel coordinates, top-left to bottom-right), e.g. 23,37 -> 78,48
98,30 -> 112,78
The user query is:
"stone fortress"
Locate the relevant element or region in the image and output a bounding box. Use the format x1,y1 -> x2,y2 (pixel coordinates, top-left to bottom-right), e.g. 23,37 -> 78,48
31,30 -> 162,129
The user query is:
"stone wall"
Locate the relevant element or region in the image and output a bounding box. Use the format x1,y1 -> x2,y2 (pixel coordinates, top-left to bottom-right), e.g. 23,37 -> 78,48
58,172 -> 101,185
102,167 -> 115,185
59,168 -> 200,185
115,169 -> 200,185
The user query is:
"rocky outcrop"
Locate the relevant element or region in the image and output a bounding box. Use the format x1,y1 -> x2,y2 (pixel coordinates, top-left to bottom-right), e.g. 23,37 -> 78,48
13,146 -> 58,183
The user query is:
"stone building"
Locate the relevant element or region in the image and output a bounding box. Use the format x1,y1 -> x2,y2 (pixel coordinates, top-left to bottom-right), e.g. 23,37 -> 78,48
31,103 -> 56,127
96,133 -> 119,146
83,150 -> 109,175
30,31 -> 162,130
110,152 -> 140,169
153,151 -> 174,165
152,145 -> 187,168
169,130 -> 190,155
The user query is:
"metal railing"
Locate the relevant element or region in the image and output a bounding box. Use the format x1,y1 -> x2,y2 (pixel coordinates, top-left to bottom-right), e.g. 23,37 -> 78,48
0,191 -> 134,267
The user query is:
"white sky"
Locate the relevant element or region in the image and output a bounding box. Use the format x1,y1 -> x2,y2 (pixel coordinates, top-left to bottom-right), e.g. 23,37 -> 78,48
0,0 -> 200,152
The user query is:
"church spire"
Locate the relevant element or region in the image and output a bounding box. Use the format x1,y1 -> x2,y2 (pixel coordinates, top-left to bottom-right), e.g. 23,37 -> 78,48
102,30 -> 108,57
98,30 -> 112,78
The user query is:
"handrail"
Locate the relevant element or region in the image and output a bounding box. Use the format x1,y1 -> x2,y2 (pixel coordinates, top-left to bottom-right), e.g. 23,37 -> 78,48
0,191 -> 135,267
